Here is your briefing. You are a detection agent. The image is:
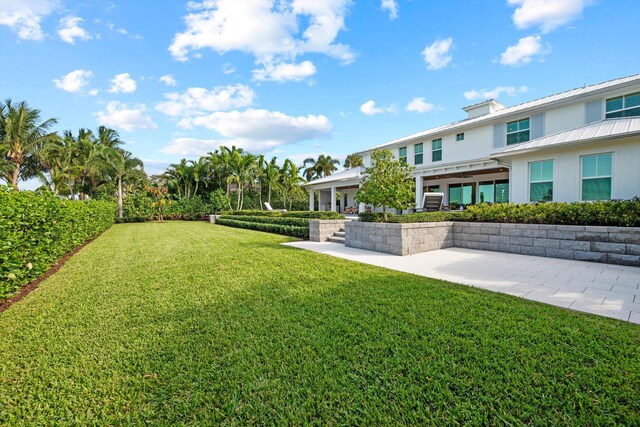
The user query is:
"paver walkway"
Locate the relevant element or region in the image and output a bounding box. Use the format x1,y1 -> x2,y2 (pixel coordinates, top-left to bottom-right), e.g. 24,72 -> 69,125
284,242 -> 640,323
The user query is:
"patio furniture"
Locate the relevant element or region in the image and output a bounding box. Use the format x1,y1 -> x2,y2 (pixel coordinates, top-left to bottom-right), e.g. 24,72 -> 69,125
411,192 -> 444,213
264,202 -> 286,212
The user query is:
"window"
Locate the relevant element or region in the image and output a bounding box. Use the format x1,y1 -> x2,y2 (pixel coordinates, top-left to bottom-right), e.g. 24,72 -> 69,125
529,160 -> 554,202
448,183 -> 474,206
398,146 -> 407,164
506,118 -> 530,145
495,180 -> 510,203
456,133 -> 464,141
606,92 -> 640,118
427,185 -> 440,193
414,143 -> 423,165
478,181 -> 495,203
432,139 -> 442,162
582,153 -> 612,200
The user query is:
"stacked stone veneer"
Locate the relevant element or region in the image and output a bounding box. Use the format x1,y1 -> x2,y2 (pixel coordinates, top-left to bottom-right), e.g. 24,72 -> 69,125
453,222 -> 640,266
343,221 -> 640,266
345,222 -> 454,256
309,220 -> 347,242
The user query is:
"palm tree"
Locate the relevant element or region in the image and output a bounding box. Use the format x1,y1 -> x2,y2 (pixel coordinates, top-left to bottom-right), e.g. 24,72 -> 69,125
106,148 -> 144,218
302,154 -> 340,181
0,99 -> 57,190
344,153 -> 364,169
263,157 -> 281,207
189,157 -> 208,197
281,159 -> 306,210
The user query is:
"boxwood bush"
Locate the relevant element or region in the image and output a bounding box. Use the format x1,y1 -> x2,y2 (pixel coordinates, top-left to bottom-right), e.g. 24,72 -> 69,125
0,186 -> 116,300
216,217 -> 308,238
223,210 -> 344,219
219,215 -> 310,228
359,199 -> 640,226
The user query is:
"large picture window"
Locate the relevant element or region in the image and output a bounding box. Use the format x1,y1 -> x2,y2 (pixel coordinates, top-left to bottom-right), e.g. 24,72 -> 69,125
506,118 -> 530,145
449,183 -> 474,206
582,153 -> 612,200
606,92 -> 640,118
432,139 -> 442,162
529,160 -> 554,202
414,143 -> 423,165
398,146 -> 407,164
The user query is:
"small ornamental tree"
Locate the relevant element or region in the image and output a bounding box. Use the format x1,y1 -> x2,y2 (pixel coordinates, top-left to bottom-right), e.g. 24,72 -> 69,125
145,185 -> 169,222
355,149 -> 415,222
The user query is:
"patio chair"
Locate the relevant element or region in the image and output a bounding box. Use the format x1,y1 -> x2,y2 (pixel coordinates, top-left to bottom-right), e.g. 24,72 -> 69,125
412,192 -> 444,213
264,202 -> 286,212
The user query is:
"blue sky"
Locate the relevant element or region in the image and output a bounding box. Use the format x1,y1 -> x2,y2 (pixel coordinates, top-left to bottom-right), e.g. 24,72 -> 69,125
1,0 -> 639,178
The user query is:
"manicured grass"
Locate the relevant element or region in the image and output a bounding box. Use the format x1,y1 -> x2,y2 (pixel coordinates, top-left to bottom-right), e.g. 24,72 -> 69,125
1,222 -> 638,425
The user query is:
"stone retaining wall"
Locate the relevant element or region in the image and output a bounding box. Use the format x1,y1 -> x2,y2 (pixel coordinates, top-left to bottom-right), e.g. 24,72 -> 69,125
345,221 -> 454,256
342,220 -> 640,266
453,222 -> 640,266
309,220 -> 347,242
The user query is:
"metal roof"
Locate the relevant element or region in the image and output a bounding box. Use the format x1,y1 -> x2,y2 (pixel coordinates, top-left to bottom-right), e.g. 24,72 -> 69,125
363,74 -> 640,153
491,117 -> 640,157
303,167 -> 362,187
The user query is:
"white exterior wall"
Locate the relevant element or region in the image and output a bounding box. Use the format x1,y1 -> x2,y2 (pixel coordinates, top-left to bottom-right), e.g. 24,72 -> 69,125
544,103 -> 585,135
509,137 -> 640,203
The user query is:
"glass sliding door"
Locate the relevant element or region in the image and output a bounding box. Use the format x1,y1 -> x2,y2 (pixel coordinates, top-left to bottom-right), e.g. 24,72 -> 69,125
449,183 -> 474,206
495,180 -> 509,203
478,181 -> 495,203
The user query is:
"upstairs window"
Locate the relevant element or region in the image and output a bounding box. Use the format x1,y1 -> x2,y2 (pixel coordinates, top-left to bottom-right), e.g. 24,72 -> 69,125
414,143 -> 423,165
456,133 -> 464,141
506,118 -> 530,145
432,139 -> 442,162
582,153 -> 612,200
606,92 -> 640,118
398,146 -> 407,164
529,160 -> 553,202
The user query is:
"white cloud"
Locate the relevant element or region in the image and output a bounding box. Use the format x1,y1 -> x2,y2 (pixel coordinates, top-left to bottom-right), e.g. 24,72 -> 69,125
381,0 -> 398,19
168,0 -> 354,77
508,0 -> 593,33
253,60 -> 316,82
406,97 -> 434,113
422,37 -> 453,70
156,84 -> 255,117
53,69 -> 93,93
88,89 -> 99,96
463,85 -> 529,101
0,0 -> 59,40
106,21 -> 127,35
108,73 -> 137,93
360,100 -> 395,116
222,63 -> 236,74
500,35 -> 547,66
159,74 -> 177,86
57,16 -> 91,44
95,101 -> 157,132
174,108 -> 332,152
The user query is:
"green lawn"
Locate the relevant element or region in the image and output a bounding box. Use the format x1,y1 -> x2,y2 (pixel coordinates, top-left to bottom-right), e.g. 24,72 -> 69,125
1,222 -> 638,425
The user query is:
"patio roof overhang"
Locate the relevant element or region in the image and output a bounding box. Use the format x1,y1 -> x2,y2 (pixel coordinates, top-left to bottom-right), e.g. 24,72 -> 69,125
303,167 -> 363,190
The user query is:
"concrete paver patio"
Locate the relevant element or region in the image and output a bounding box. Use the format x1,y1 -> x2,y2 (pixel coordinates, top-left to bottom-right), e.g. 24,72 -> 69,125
284,241 -> 640,324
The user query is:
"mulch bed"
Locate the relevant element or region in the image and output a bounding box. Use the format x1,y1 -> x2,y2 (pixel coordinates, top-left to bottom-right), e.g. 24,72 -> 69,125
0,230 -> 108,314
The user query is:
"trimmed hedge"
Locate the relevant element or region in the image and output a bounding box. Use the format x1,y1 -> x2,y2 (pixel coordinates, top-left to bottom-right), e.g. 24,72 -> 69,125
219,215 -> 310,228
216,218 -> 308,238
464,200 -> 640,227
359,200 -> 640,226
359,211 -> 465,223
223,210 -> 344,219
0,186 -> 116,300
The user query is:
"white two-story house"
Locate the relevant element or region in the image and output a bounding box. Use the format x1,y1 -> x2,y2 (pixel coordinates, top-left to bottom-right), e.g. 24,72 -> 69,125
304,74 -> 640,213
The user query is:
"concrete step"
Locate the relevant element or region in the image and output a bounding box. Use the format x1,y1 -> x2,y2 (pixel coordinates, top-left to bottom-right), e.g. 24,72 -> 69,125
334,231 -> 345,237
328,236 -> 345,243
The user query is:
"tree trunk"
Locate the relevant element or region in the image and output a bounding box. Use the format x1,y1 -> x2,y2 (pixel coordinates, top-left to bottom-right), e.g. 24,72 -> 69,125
11,165 -> 20,191
69,174 -> 74,200
268,185 -> 272,205
118,176 -> 123,219
382,205 -> 387,222
258,183 -> 263,210
194,180 -> 199,196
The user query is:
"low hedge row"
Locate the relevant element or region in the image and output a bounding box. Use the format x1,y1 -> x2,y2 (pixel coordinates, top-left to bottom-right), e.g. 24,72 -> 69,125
359,211 -> 465,223
358,199 -> 640,226
223,210 -> 344,219
0,186 -> 116,300
218,215 -> 310,228
216,218 -> 308,238
464,200 -> 640,227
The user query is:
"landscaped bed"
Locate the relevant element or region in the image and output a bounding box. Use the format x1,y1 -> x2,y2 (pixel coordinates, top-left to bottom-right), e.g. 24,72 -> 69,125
0,222 -> 638,424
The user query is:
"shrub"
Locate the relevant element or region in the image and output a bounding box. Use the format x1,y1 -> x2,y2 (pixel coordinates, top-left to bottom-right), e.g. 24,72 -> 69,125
389,211 -> 467,223
216,218 -> 308,238
115,216 -> 147,223
121,193 -> 154,220
219,215 -> 310,228
0,186 -> 116,300
223,210 -> 344,219
210,189 -> 231,213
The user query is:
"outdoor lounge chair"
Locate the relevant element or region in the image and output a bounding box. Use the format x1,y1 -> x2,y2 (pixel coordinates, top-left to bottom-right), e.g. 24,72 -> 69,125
412,192 -> 444,213
264,202 -> 286,212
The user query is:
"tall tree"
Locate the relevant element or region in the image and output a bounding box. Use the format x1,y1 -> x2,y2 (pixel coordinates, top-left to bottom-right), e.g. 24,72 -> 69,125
281,159 -> 306,210
344,153 -> 364,169
0,99 -> 57,190
302,154 -> 340,181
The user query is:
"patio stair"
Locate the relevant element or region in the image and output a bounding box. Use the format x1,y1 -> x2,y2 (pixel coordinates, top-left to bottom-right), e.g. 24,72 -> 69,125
328,228 -> 345,244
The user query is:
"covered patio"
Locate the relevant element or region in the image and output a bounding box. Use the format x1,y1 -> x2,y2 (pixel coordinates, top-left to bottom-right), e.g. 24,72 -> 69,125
303,167 -> 364,213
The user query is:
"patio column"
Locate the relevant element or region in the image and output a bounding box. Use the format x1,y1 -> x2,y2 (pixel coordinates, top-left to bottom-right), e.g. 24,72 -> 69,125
330,186 -> 337,212
415,175 -> 423,209
309,190 -> 315,211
